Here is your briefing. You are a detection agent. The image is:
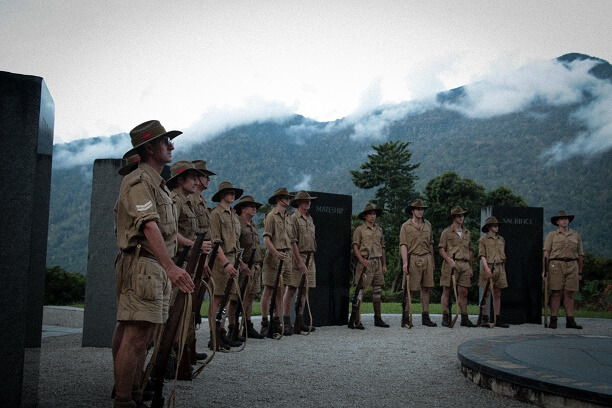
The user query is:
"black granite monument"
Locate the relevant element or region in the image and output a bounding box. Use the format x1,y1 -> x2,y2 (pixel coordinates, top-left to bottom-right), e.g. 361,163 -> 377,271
0,71 -> 54,407
302,192 -> 352,326
481,206 -> 543,324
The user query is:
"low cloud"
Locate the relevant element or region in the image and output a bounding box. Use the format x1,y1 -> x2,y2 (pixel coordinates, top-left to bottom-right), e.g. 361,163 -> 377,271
293,174 -> 312,191
52,135 -> 131,169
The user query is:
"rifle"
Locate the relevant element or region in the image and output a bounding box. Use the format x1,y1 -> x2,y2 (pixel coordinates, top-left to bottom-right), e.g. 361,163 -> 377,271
543,259 -> 549,328
294,252 -> 313,335
348,252 -> 369,328
401,254 -> 413,328
449,255 -> 460,329
267,251 -> 285,339
150,233 -> 205,408
477,261 -> 495,328
214,249 -> 244,344
230,248 -> 257,342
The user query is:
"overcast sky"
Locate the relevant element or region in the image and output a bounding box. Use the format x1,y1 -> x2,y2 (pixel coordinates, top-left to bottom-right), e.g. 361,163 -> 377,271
2,1 -> 611,143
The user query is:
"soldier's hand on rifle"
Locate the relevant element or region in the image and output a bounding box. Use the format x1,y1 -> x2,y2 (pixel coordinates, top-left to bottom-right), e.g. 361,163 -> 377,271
240,261 -> 252,276
166,264 -> 195,293
484,265 -> 493,279
449,258 -> 457,269
402,262 -> 409,276
359,258 -> 369,268
382,265 -> 388,275
201,240 -> 212,254
275,250 -> 287,261
224,262 -> 239,278
300,262 -> 308,275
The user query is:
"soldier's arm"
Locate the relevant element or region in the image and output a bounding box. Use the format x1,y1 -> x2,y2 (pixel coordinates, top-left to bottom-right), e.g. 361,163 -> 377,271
143,220 -> 194,293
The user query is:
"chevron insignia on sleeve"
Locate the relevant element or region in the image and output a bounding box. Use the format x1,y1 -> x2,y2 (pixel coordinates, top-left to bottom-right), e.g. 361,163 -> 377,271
135,201 -> 153,212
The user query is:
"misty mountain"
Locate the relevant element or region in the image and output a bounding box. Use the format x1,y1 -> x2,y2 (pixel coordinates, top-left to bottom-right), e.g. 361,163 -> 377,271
48,53 -> 612,273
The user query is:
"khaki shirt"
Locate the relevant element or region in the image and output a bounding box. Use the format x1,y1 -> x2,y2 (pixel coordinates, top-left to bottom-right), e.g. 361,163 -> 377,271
439,225 -> 472,261
352,223 -> 385,258
115,162 -> 178,257
210,204 -> 241,254
171,190 -> 198,241
239,217 -> 262,265
478,233 -> 506,264
399,219 -> 433,256
263,207 -> 293,250
291,210 -> 317,253
544,229 -> 584,259
190,194 -> 211,239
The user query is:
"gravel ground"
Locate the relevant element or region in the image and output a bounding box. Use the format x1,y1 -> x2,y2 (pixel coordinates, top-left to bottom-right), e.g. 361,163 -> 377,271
38,312 -> 612,408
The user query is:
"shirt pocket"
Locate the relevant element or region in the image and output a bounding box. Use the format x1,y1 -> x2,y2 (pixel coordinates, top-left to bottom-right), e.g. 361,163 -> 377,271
154,189 -> 176,228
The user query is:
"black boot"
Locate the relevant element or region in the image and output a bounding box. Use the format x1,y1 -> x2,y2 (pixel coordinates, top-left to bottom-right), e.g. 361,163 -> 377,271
228,324 -> 245,342
441,312 -> 450,327
260,319 -> 269,336
272,317 -> 283,336
220,328 -> 242,347
283,316 -> 293,336
549,316 -> 558,329
566,316 -> 583,329
422,312 -> 437,327
245,320 -> 265,339
373,299 -> 389,327
460,314 -> 476,327
495,315 -> 509,328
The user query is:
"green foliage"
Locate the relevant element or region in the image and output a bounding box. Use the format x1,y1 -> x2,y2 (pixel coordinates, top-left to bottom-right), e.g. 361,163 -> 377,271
350,140 -> 420,290
45,266 -> 86,305
485,186 -> 528,207
574,253 -> 612,311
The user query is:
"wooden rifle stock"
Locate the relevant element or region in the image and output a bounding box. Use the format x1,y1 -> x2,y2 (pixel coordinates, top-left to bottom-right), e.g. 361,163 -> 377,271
401,254 -> 412,328
348,253 -> 369,327
267,251 -> 285,339
294,252 -> 313,335
477,261 -> 495,327
215,249 -> 244,325
150,233 -> 206,408
193,242 -> 220,327
230,248 -> 257,341
449,255 -> 460,329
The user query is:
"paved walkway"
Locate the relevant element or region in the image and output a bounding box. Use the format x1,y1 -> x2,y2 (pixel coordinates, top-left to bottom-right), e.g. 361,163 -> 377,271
37,308 -> 612,407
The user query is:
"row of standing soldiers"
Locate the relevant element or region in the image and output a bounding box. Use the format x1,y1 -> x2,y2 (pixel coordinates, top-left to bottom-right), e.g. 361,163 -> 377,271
111,120 -> 585,408
112,120 -> 318,407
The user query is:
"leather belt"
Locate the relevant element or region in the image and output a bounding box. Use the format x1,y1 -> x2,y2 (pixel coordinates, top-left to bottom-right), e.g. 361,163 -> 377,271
123,246 -> 156,260
550,258 -> 578,262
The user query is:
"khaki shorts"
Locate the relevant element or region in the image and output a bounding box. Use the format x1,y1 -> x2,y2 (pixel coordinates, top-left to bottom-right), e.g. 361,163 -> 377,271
116,252 -> 171,324
262,250 -> 293,287
211,252 -> 236,297
548,259 -> 579,291
286,253 -> 317,288
479,262 -> 508,289
440,260 -> 472,288
355,257 -> 384,289
406,254 -> 434,291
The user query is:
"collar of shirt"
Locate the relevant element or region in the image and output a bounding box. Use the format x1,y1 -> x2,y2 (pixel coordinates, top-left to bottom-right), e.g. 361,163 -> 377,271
140,162 -> 165,188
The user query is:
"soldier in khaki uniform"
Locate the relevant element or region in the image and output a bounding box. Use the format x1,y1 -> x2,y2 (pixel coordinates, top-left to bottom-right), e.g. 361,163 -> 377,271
166,161 -> 211,368
226,195 -> 265,339
260,187 -> 294,336
350,203 -> 389,329
189,160 -> 216,239
284,190 -> 317,335
439,206 -> 476,327
209,182 -> 242,348
542,210 -> 584,329
112,120 -> 195,408
399,199 -> 437,327
478,216 -> 509,328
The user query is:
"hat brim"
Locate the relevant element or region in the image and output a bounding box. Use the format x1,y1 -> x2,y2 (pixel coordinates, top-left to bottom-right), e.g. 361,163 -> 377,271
118,163 -> 139,176
450,211 -> 468,219
551,214 -> 574,225
405,205 -> 428,214
234,201 -> 263,212
166,168 -> 208,189
290,196 -> 317,208
212,187 -> 244,202
268,194 -> 294,205
123,130 -> 182,159
358,208 -> 383,220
